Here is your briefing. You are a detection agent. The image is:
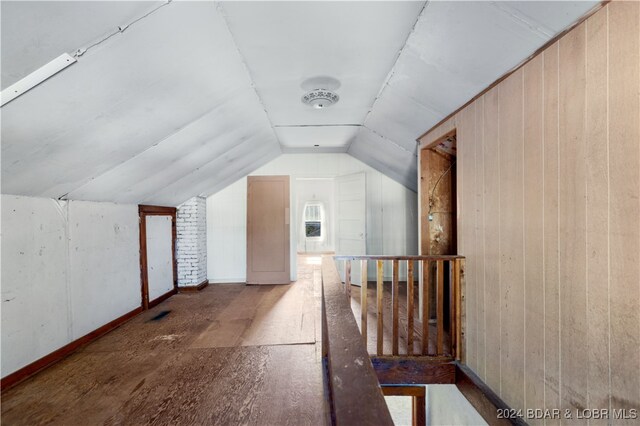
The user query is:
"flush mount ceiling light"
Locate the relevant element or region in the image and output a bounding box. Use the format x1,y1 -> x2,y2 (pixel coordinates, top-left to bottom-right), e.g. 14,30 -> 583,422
301,89 -> 339,109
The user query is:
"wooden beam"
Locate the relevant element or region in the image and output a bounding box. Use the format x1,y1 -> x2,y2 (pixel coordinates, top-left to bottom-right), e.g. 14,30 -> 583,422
371,356 -> 455,385
455,363 -> 526,426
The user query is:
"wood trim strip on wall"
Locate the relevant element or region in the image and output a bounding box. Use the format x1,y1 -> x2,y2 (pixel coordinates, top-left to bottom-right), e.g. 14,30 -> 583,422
416,0 -> 610,145
0,306 -> 144,392
178,279 -> 209,293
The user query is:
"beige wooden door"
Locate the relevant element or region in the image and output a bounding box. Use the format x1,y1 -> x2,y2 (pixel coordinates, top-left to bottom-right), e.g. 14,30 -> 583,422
247,176 -> 290,284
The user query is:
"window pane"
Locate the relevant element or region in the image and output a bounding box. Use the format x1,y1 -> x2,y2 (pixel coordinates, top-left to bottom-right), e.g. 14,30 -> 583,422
305,221 -> 321,237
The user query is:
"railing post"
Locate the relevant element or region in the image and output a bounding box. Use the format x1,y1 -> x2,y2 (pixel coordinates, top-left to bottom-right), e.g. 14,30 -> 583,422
436,260 -> 444,356
361,259 -> 368,346
456,258 -> 464,362
407,260 -> 414,356
421,260 -> 430,356
449,260 -> 456,358
376,260 -> 384,356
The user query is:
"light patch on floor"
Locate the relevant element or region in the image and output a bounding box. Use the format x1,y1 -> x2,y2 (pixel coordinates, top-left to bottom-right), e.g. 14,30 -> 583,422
305,256 -> 322,265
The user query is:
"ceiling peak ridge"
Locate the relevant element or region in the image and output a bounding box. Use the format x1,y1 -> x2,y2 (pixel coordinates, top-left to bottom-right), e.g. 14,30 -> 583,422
73,1 -> 172,58
215,2 -> 283,153
347,0 -> 429,153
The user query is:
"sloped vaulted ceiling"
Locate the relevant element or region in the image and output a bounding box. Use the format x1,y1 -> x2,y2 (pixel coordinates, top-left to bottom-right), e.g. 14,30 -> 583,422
1,1 -> 281,206
1,1 -> 600,204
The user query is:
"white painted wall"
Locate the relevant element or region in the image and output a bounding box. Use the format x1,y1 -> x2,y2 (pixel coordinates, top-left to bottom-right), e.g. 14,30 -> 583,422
426,385 -> 488,425
1,195 -> 140,377
206,154 -> 418,283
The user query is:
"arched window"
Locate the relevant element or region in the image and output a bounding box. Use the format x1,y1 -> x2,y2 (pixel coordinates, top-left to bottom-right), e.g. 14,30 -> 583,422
303,202 -> 324,239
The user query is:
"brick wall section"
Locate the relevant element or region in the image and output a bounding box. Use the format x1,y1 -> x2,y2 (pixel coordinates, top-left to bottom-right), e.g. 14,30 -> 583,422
176,196 -> 207,287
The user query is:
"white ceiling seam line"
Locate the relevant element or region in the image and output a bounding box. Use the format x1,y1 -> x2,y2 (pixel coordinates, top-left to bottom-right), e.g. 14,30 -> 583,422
59,88 -> 255,201
346,0 -> 429,153
215,2 -> 282,152
73,0 -> 172,58
362,126 -> 418,158
489,2 -> 553,41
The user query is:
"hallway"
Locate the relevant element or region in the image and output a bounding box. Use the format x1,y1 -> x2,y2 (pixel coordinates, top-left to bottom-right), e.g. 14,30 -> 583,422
1,256 -> 326,425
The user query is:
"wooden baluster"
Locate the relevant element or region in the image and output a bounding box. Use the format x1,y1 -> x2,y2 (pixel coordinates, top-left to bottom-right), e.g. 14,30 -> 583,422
449,260 -> 456,357
361,259 -> 368,346
421,260 -> 430,355
455,259 -> 463,361
376,260 -> 384,356
407,260 -> 414,356
392,259 -> 399,355
436,260 -> 444,356
345,260 -> 351,298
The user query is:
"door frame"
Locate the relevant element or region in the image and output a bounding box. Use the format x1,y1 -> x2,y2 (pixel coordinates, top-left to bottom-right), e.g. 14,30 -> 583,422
139,205 -> 177,309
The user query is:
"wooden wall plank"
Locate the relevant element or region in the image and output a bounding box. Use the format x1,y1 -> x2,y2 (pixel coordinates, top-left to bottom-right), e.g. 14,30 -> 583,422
585,8 -> 610,421
498,69 -> 525,410
482,88 -> 502,395
416,3 -> 639,420
608,1 -> 640,421
542,42 -> 562,423
523,54 -> 545,424
559,22 -> 589,419
474,97 -> 486,381
459,102 -> 477,371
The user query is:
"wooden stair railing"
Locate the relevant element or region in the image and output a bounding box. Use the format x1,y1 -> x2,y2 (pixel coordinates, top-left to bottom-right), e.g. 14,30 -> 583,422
321,256 -> 394,425
334,255 -> 465,361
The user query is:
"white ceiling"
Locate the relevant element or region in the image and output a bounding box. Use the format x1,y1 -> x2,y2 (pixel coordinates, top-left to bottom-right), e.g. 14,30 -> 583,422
1,1 -> 599,204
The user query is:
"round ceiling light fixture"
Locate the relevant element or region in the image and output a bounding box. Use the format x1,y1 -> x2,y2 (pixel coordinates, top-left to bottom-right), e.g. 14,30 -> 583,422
301,89 -> 339,109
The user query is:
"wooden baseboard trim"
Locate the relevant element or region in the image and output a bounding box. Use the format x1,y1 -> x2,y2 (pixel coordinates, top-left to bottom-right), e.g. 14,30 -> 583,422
178,280 -> 209,293
455,362 -> 526,426
1,306 -> 143,392
148,288 -> 177,308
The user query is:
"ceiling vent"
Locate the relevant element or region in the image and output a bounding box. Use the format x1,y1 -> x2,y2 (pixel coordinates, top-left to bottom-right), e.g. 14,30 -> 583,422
301,89 -> 339,109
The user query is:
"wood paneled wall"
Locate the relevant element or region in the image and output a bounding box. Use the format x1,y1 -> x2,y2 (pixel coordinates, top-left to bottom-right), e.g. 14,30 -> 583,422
419,3 -> 639,423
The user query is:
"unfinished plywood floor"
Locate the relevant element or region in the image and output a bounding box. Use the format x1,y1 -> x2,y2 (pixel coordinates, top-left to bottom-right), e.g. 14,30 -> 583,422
1,256 -> 326,426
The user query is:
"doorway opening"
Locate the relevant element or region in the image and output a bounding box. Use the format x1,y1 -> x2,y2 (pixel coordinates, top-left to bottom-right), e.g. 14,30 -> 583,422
420,131 -> 457,326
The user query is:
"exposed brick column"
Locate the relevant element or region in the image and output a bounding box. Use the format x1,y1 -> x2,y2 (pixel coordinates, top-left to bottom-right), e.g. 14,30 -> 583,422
176,196 -> 207,287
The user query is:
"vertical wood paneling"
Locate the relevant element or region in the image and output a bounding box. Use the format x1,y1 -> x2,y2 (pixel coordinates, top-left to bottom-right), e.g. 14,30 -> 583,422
523,54 -> 545,423
460,102 -> 477,370
498,69 -> 525,409
474,97 -> 487,381
609,1 -> 640,420
543,42 -> 562,422
558,23 -> 588,418
585,8 -> 610,420
418,3 -> 639,418
482,88 -> 502,394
